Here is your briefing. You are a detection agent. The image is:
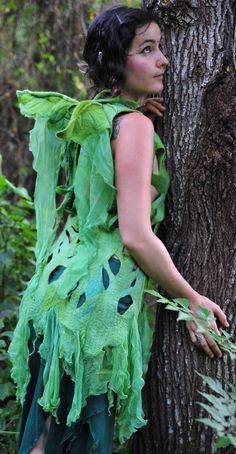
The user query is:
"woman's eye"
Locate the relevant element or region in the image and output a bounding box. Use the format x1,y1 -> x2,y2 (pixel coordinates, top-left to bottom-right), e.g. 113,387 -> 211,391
141,46 -> 152,54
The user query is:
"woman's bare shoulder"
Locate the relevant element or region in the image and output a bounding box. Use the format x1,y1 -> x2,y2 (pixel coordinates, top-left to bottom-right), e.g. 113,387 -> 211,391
111,111 -> 154,141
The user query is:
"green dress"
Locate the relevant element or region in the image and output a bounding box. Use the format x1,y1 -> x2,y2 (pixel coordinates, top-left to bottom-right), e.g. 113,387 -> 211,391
8,89 -> 170,445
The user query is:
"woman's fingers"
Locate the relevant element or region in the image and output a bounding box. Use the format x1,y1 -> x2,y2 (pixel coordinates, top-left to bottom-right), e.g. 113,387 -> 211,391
191,331 -> 215,358
213,303 -> 229,328
204,333 -> 222,358
186,321 -> 223,358
145,103 -> 164,117
186,297 -> 230,358
190,297 -> 230,328
198,339 -> 215,358
210,320 -> 221,336
145,96 -> 164,104
139,98 -> 166,118
146,98 -> 165,108
146,100 -> 165,114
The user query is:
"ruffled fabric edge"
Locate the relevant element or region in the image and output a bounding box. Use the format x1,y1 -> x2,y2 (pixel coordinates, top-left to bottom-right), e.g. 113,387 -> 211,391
8,303 -> 150,444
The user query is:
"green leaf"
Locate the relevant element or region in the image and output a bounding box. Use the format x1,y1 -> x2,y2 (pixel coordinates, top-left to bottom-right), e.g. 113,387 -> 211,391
195,326 -> 208,334
0,353 -> 9,361
0,430 -> 20,435
0,330 -> 13,340
215,436 -> 231,448
5,179 -> 31,199
0,175 -> 7,189
219,329 -> 231,339
144,289 -> 158,297
196,372 -> 228,398
0,253 -> 12,265
177,312 -> 194,321
196,402 -> 227,425
165,304 -> 180,311
196,417 -> 224,432
197,392 -> 230,415
197,306 -> 212,320
228,434 -> 236,447
172,298 -> 189,309
145,290 -> 170,304
0,383 -> 12,401
224,379 -> 236,395
0,339 -> 7,348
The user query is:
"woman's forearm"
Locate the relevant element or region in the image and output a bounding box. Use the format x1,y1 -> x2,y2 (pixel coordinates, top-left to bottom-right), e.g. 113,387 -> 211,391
125,232 -> 198,301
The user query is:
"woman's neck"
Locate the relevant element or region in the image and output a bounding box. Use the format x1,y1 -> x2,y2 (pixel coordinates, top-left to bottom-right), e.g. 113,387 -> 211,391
113,87 -> 144,104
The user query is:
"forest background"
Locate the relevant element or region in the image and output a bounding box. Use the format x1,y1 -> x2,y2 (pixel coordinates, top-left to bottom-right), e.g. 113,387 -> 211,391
0,1 -> 235,454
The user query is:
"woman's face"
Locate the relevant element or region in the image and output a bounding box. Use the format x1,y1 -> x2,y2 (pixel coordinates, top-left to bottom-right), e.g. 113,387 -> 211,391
122,22 -> 168,101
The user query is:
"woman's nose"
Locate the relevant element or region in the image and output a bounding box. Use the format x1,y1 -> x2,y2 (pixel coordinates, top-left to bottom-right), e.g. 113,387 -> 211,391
157,50 -> 169,67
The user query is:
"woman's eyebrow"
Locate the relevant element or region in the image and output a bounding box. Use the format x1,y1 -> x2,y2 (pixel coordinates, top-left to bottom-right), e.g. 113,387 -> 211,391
138,38 -> 161,48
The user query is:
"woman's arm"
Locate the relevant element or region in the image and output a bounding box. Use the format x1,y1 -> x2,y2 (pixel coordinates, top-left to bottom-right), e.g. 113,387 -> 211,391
111,112 -> 229,358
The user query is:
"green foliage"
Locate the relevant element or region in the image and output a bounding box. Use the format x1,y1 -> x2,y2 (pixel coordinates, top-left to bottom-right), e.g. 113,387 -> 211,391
0,0 -> 141,98
0,175 -> 36,306
148,290 -> 236,359
0,164 -> 36,452
147,290 -> 236,452
196,373 -> 236,451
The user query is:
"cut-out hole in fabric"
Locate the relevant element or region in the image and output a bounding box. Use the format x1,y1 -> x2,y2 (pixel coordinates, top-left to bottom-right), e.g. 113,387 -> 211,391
48,265 -> 66,284
117,295 -> 133,315
102,267 -> 110,290
77,293 -> 86,309
58,241 -> 63,253
67,280 -> 80,298
108,255 -> 121,275
131,279 -> 136,287
72,226 -> 78,233
66,229 -> 72,243
47,253 -> 53,264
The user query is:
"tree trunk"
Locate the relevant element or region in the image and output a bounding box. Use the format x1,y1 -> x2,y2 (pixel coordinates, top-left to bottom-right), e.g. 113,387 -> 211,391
132,1 -> 236,453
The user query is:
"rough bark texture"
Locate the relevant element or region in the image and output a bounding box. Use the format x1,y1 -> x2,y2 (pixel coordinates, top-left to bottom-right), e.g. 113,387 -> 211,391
132,1 -> 236,453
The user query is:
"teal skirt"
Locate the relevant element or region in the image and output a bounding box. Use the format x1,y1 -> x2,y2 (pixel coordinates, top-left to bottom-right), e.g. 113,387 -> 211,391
17,321 -> 117,454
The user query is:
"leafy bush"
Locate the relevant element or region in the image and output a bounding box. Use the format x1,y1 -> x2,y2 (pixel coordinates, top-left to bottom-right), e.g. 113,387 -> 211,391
0,164 -> 36,453
196,372 -> 236,451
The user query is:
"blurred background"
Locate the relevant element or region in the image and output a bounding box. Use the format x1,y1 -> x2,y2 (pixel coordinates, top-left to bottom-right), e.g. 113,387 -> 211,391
0,0 -> 139,191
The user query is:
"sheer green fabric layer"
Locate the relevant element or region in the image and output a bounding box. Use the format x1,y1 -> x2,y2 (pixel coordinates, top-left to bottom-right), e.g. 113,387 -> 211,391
8,90 -> 170,443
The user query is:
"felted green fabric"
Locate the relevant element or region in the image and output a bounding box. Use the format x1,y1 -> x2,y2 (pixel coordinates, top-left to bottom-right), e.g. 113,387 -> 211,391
8,90 -> 170,444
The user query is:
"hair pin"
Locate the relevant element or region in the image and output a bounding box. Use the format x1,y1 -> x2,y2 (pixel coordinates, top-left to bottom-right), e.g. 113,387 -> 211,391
98,51 -> 102,63
116,13 -> 123,25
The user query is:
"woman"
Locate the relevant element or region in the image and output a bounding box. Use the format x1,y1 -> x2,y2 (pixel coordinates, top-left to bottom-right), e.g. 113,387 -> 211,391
9,5 -> 229,454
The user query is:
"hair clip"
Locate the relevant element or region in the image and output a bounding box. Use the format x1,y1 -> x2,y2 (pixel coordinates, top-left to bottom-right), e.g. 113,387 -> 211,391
116,13 -> 123,25
98,51 -> 102,63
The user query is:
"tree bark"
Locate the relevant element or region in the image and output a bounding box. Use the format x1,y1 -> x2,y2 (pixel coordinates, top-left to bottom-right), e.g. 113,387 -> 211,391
132,1 -> 236,453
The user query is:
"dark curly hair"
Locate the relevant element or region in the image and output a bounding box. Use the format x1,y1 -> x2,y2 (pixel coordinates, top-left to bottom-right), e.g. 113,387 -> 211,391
83,5 -> 160,94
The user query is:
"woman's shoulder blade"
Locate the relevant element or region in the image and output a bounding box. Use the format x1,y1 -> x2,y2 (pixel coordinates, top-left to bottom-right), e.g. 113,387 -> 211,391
111,111 -> 154,146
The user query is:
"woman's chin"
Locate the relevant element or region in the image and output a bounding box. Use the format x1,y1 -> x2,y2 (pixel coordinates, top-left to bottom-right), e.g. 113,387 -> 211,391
146,86 -> 163,96
153,80 -> 164,89
144,81 -> 163,95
